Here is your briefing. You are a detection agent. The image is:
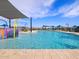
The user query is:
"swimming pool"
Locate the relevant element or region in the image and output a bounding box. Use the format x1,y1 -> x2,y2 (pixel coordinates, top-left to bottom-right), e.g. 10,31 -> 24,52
0,30 -> 79,49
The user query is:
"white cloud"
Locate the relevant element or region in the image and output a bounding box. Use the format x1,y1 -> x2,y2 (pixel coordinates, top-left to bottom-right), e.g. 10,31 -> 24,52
9,0 -> 55,18
58,0 -> 79,17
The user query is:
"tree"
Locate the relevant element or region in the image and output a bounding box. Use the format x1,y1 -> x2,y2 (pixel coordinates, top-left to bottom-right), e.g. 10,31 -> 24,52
74,26 -> 79,32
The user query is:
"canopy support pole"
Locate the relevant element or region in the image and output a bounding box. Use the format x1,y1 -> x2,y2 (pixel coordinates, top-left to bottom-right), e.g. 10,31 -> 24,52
30,17 -> 32,32
9,19 -> 11,28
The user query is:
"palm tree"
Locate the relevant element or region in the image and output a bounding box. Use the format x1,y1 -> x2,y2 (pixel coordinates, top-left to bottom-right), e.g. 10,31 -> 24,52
73,25 -> 77,28
74,26 -> 79,32
42,25 -> 46,30
51,26 -> 55,30
72,25 -> 77,32
56,25 -> 62,30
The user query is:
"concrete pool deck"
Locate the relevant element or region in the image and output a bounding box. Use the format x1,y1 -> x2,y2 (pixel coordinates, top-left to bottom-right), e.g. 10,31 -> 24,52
64,31 -> 79,35
55,30 -> 79,35
20,30 -> 79,36
0,50 -> 79,59
19,30 -> 38,34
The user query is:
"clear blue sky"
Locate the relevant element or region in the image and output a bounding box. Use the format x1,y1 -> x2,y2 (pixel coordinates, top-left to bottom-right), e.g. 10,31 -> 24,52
32,16 -> 79,27
0,0 -> 79,27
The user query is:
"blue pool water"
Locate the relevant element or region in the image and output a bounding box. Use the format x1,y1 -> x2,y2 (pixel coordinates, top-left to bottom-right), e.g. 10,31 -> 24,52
0,30 -> 79,49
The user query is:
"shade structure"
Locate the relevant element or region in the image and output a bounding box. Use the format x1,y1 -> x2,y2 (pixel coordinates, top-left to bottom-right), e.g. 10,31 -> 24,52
0,0 -> 27,19
0,0 -> 32,38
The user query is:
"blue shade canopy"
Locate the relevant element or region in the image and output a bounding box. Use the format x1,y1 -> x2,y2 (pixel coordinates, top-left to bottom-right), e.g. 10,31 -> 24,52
0,0 -> 27,19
